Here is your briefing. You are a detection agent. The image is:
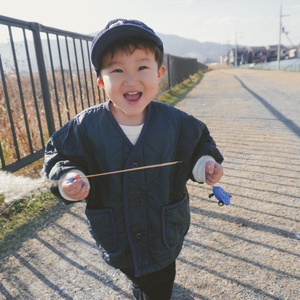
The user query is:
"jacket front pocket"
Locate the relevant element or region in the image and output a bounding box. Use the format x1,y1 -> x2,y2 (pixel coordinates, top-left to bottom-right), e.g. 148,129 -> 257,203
85,208 -> 118,251
162,193 -> 190,250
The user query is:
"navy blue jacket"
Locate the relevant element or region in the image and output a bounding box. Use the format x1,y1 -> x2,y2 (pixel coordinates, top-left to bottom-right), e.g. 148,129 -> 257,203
44,100 -> 223,277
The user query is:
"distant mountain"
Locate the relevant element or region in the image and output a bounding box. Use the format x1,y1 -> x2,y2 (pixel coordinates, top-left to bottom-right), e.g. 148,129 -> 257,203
0,32 -> 231,74
157,33 -> 232,63
90,31 -> 232,63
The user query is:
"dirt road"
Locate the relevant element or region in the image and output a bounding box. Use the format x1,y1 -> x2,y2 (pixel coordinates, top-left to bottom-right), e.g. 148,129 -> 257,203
1,69 -> 300,299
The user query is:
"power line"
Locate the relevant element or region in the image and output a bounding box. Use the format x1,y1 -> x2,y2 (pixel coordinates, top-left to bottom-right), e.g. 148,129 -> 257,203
282,27 -> 294,47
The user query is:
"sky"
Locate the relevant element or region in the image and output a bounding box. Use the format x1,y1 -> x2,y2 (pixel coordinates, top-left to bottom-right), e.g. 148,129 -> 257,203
1,0 -> 300,48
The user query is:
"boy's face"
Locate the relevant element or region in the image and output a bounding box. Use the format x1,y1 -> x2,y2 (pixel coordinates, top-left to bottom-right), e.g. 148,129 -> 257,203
98,47 -> 166,125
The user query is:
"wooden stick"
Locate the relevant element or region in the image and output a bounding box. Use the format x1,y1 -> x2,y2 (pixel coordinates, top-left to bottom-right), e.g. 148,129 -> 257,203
50,161 -> 182,183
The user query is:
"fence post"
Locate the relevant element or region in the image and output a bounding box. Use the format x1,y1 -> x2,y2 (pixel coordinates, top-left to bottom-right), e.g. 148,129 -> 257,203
30,22 -> 56,137
167,54 -> 171,89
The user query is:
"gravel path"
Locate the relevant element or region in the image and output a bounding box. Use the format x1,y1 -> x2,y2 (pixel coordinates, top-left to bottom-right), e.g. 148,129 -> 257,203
1,69 -> 300,300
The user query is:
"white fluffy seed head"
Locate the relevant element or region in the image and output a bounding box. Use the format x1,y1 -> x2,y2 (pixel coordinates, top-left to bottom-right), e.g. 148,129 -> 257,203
0,170 -> 52,204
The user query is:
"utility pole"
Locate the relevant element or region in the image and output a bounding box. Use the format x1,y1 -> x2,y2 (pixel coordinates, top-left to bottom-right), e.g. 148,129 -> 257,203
277,4 -> 290,70
235,32 -> 237,68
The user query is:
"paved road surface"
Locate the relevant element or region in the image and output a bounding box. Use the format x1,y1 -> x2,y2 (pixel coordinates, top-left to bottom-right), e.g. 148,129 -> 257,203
1,69 -> 299,300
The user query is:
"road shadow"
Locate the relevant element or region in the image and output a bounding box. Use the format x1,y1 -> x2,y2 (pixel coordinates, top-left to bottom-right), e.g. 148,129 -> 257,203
0,202 -> 133,299
234,75 -> 300,138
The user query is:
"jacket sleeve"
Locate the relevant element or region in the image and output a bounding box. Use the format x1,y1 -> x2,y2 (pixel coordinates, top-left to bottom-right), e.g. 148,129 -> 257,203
44,119 -> 88,204
173,111 -> 223,184
189,120 -> 223,182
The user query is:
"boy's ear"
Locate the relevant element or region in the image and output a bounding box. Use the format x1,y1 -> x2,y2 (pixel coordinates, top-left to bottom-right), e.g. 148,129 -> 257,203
158,65 -> 166,81
97,76 -> 104,87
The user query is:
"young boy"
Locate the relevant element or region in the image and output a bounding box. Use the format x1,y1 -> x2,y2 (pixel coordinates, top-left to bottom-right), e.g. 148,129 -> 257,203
44,19 -> 224,300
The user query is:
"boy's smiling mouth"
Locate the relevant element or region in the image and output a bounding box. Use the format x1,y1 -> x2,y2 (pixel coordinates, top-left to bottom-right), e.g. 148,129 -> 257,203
124,91 -> 142,102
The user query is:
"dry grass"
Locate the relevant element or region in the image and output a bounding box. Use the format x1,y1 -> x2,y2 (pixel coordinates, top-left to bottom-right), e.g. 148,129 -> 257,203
156,73 -> 204,106
0,69 -> 104,173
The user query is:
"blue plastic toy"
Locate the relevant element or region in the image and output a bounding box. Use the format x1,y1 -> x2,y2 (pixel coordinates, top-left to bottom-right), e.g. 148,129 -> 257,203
209,186 -> 232,206
68,177 -> 85,187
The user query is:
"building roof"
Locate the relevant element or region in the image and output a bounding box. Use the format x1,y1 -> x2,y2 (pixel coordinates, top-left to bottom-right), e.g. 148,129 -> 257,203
266,45 -> 287,50
248,46 -> 266,51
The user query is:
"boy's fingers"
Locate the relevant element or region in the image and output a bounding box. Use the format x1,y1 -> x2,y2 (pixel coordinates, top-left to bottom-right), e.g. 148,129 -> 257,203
66,178 -> 84,193
69,183 -> 82,195
205,163 -> 223,185
75,183 -> 90,199
215,164 -> 223,176
206,161 -> 215,174
213,164 -> 220,173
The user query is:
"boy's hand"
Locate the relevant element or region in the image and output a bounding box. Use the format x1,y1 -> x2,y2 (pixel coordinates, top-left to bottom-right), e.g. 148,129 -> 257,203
61,172 -> 90,201
205,161 -> 223,185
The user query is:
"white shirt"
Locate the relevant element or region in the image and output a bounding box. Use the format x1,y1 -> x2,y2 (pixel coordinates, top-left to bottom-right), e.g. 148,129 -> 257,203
119,123 -> 144,145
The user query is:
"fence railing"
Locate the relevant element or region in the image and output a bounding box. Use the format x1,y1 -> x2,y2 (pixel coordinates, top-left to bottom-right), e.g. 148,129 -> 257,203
0,15 -> 207,172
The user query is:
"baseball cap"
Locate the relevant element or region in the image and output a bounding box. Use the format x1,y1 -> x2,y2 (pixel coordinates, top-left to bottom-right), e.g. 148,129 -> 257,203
90,19 -> 164,76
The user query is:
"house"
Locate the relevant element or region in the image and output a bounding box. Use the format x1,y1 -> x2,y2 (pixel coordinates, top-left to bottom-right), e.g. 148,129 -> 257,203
266,45 -> 288,62
220,54 -> 228,64
228,47 -> 248,66
288,44 -> 300,59
247,47 -> 268,63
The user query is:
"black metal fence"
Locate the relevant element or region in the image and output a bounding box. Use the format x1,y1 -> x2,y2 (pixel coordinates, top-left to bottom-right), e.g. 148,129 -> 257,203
0,15 -> 207,172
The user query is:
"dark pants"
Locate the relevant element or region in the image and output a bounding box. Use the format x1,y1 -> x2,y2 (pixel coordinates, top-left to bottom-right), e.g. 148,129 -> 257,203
120,261 -> 176,300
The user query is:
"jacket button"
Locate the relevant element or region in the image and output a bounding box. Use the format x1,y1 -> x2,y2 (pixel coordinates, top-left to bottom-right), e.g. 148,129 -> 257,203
132,162 -> 138,168
136,198 -> 140,205
135,233 -> 142,240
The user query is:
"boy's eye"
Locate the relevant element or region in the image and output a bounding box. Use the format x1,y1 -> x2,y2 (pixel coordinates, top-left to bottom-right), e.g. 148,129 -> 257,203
138,66 -> 148,71
112,69 -> 123,73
